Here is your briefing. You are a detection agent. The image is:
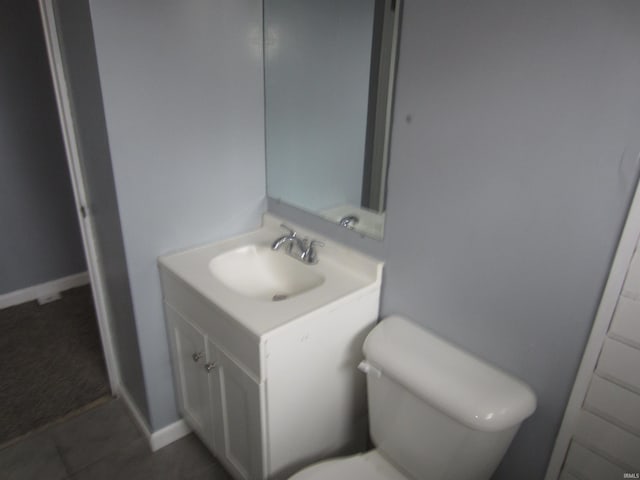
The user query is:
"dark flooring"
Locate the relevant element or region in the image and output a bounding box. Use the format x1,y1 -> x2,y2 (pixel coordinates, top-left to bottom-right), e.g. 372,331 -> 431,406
0,285 -> 110,444
0,398 -> 232,480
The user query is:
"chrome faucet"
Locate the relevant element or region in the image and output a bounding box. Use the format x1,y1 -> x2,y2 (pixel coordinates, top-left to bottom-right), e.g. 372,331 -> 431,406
339,214 -> 360,230
272,224 -> 304,252
272,224 -> 324,264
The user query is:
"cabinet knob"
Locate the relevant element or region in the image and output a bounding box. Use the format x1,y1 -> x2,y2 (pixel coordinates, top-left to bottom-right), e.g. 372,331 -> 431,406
205,362 -> 218,372
192,352 -> 204,362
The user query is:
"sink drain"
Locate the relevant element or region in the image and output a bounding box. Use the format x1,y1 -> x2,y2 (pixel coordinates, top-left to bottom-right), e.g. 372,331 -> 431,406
272,294 -> 288,302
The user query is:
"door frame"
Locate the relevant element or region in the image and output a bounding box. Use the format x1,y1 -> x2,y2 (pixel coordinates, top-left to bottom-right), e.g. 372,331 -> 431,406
544,176 -> 640,479
38,0 -> 121,393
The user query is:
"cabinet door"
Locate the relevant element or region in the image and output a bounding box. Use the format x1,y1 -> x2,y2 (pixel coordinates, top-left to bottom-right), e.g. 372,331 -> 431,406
212,341 -> 263,480
166,306 -> 213,448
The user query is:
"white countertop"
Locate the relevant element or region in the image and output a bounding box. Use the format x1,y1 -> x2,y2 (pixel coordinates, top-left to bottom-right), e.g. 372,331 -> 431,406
159,213 -> 383,337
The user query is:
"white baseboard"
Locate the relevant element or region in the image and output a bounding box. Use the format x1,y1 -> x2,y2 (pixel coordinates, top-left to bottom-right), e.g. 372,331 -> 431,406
149,417 -> 192,452
0,271 -> 89,309
118,386 -> 191,452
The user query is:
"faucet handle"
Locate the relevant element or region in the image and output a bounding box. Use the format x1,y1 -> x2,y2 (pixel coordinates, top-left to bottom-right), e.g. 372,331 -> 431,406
279,223 -> 297,237
302,239 -> 325,264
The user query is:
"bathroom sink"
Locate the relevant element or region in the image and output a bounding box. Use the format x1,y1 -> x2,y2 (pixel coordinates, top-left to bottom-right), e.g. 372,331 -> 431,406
208,244 -> 324,301
158,213 -> 383,336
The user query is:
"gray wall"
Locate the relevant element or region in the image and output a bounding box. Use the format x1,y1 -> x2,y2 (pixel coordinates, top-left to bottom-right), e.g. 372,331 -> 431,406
0,0 -> 85,295
270,1 -> 640,478
88,0 -> 266,429
52,0 -> 149,422
265,0 -> 374,212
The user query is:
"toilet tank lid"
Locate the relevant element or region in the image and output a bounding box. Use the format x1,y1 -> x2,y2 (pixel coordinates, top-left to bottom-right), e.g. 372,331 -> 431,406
363,316 -> 537,432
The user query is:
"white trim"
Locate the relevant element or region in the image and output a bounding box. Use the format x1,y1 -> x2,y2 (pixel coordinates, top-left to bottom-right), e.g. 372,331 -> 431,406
149,418 -> 192,452
118,386 -> 191,452
544,177 -> 640,480
38,0 -> 121,394
0,272 -> 89,310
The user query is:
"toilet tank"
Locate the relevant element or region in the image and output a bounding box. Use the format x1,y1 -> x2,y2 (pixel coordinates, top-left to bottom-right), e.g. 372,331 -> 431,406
362,316 -> 536,480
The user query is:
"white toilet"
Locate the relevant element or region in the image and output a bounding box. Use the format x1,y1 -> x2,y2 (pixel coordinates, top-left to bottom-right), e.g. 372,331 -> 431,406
289,316 -> 537,480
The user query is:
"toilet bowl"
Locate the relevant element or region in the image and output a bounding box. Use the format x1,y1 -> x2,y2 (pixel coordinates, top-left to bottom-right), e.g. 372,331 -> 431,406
289,316 -> 537,480
289,451 -> 407,480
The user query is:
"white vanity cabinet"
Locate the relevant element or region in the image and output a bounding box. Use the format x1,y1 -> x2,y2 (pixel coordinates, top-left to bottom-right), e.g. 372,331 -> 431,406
159,214 -> 383,479
161,270 -> 381,480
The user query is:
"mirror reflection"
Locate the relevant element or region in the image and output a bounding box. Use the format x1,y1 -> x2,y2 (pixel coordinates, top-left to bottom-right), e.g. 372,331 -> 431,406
264,0 -> 401,239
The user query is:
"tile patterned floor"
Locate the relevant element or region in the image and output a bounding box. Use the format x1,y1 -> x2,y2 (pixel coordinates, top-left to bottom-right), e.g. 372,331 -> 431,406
0,398 -> 232,480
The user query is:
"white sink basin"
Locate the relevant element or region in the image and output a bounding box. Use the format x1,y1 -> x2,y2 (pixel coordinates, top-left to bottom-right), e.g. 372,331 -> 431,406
208,245 -> 324,301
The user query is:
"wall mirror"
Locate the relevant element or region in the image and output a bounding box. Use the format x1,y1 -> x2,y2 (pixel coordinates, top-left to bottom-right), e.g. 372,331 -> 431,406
264,0 -> 401,240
